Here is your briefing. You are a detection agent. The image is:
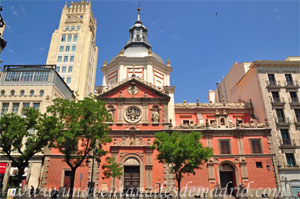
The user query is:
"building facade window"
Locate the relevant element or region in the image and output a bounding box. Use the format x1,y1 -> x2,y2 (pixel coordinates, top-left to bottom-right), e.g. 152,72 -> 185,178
65,46 -> 70,52
250,139 -> 262,153
295,109 -> 300,123
33,103 -> 40,111
12,103 -> 19,114
77,26 -> 80,30
22,103 -> 30,110
219,139 -> 231,154
73,35 -> 78,42
280,129 -> 291,145
64,56 -> 68,62
10,90 -> 15,96
40,90 -> 44,96
68,66 -> 73,73
67,34 -> 72,42
0,90 -> 5,96
285,74 -> 293,85
61,35 -> 66,42
276,109 -> 285,122
59,46 -> 64,52
256,162 -> 263,168
268,74 -> 276,85
72,46 -> 76,52
290,92 -> 298,102
65,26 -> 69,30
67,77 -> 71,84
286,153 -> 296,167
20,90 -> 25,96
70,56 -> 74,62
56,66 -> 60,72
272,91 -> 280,102
71,26 -> 75,30
62,66 -> 66,73
57,56 -> 62,62
30,90 -> 34,96
1,103 -> 9,116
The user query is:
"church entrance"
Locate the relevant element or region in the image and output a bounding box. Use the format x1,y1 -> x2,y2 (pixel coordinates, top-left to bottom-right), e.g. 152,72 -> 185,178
123,158 -> 140,195
219,163 -> 236,196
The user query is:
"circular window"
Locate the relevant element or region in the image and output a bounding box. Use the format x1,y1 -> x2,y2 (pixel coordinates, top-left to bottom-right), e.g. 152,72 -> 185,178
20,90 -> 25,96
10,90 -> 15,96
40,90 -> 44,96
30,90 -> 34,96
124,106 -> 142,123
0,90 -> 5,96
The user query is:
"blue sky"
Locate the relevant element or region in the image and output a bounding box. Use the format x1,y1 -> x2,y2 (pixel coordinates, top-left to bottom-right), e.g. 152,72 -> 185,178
1,0 -> 299,103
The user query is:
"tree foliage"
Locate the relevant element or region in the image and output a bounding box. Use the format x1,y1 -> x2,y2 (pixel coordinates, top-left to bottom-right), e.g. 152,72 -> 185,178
153,131 -> 213,198
47,97 -> 112,198
0,107 -> 58,187
102,156 -> 123,192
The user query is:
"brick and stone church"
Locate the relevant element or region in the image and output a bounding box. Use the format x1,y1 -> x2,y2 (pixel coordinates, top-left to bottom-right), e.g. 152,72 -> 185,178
42,7 -> 276,197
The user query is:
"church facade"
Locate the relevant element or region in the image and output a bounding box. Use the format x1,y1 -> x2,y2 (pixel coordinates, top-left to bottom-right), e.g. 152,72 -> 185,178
42,7 -> 277,198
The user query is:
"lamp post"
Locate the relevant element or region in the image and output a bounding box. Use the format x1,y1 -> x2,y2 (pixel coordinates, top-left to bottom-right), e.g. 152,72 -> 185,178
86,152 -> 95,198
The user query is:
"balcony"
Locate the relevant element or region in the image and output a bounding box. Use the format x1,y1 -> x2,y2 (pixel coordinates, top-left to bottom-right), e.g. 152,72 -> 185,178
284,80 -> 300,89
266,80 -> 281,89
289,98 -> 300,108
270,96 -> 285,107
280,139 -> 300,149
275,117 -> 290,127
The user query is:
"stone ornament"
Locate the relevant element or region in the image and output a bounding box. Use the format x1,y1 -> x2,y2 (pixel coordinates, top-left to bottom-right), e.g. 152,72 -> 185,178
124,106 -> 142,123
128,84 -> 138,95
151,109 -> 160,123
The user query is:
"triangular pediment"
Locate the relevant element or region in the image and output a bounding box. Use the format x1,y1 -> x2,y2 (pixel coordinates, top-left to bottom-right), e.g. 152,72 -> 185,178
65,15 -> 83,24
98,77 -> 170,101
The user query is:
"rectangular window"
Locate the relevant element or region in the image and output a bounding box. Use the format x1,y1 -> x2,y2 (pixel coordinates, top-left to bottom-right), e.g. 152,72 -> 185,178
12,103 -> 19,114
56,66 -> 60,72
62,66 -> 66,73
67,77 -> 71,84
286,153 -> 296,167
250,139 -> 262,154
268,74 -> 276,85
280,129 -> 291,145
290,92 -> 298,102
65,46 -> 70,52
65,26 -> 69,30
256,162 -> 263,168
219,140 -> 231,154
71,26 -> 75,30
276,109 -> 285,122
70,56 -> 74,62
68,66 -> 73,73
285,74 -> 293,85
1,103 -> 9,116
61,35 -> 66,42
59,46 -> 64,52
33,103 -> 40,111
22,103 -> 30,110
295,109 -> 300,123
64,56 -> 68,62
73,35 -> 78,42
67,34 -> 72,42
77,26 -> 80,30
72,46 -> 76,52
57,56 -> 62,62
272,92 -> 280,102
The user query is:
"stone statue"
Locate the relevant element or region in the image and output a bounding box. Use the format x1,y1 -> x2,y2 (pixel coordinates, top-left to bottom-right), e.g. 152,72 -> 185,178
152,109 -> 160,123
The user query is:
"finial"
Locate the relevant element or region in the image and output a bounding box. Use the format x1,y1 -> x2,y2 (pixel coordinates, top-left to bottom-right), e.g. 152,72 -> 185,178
64,0 -> 68,7
137,6 -> 141,22
103,58 -> 107,67
166,59 -> 171,66
148,47 -> 152,56
120,48 -> 124,56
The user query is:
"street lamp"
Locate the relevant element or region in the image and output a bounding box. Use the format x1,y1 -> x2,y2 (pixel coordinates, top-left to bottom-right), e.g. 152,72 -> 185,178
86,152 -> 95,198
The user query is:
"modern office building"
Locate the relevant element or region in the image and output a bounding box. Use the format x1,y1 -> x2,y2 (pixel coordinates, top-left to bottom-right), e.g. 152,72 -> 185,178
46,0 -> 98,99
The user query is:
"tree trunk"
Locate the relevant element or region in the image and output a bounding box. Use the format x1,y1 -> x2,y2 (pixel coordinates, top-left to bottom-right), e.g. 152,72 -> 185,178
69,169 -> 76,199
177,178 -> 181,199
16,167 -> 25,189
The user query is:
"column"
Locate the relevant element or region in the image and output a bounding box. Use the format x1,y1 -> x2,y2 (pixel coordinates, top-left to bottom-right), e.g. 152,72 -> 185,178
145,148 -> 153,190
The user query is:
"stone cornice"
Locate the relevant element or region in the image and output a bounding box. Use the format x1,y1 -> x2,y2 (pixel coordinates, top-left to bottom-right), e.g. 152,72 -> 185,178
175,102 -> 252,110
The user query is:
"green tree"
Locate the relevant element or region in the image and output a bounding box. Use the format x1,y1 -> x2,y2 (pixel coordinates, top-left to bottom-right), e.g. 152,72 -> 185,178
153,131 -> 213,198
47,97 -> 111,198
102,156 -> 123,192
0,108 -> 57,187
